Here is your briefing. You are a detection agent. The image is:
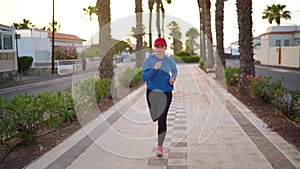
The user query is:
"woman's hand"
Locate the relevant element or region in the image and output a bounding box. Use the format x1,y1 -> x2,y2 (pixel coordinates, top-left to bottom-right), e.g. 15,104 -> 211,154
154,61 -> 162,70
169,77 -> 175,85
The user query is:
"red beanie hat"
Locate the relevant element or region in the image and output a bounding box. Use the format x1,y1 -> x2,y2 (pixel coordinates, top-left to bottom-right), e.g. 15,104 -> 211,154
154,37 -> 167,47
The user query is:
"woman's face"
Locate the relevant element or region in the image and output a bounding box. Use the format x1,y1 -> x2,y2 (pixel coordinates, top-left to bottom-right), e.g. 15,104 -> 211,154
155,45 -> 166,56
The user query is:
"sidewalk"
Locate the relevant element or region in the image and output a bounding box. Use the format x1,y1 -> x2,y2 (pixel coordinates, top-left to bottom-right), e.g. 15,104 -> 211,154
25,64 -> 300,169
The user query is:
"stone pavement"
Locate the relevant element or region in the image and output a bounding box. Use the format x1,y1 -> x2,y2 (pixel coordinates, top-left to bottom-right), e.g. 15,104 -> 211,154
25,64 -> 300,169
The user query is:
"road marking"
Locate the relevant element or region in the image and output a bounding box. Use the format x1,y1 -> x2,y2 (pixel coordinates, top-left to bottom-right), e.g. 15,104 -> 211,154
270,68 -> 291,73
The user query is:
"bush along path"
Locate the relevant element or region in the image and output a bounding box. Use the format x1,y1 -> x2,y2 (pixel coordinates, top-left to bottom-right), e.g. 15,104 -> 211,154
221,66 -> 300,150
0,77 -> 112,168
0,66 -> 144,169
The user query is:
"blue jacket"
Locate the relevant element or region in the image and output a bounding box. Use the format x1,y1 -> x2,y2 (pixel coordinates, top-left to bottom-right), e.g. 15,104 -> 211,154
142,54 -> 178,92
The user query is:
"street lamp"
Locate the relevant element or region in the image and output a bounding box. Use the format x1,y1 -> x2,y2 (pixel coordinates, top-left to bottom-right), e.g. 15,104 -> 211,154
51,0 -> 55,74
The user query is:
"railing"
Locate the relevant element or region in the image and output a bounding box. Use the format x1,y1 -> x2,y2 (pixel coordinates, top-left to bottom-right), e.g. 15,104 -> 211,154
31,59 -> 82,75
32,61 -> 59,68
31,58 -> 102,75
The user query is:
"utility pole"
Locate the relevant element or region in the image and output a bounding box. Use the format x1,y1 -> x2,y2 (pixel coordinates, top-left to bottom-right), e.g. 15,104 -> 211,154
51,0 -> 55,74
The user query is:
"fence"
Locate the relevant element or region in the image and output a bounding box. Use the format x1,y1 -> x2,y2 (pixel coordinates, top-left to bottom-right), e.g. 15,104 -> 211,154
31,59 -> 82,75
31,58 -> 101,75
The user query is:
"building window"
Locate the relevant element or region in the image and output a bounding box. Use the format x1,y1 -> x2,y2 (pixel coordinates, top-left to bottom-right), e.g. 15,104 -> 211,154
284,40 -> 290,46
275,40 -> 281,47
3,34 -> 13,50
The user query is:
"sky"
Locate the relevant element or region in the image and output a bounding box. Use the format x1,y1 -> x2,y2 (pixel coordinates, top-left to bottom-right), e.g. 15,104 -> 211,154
1,0 -> 300,48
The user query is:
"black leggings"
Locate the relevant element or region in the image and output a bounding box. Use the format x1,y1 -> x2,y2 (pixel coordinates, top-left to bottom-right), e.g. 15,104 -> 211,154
146,89 -> 172,146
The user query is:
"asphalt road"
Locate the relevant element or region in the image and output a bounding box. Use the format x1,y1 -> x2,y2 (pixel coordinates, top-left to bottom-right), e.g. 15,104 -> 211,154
225,59 -> 299,91
255,65 -> 300,91
0,71 -> 96,100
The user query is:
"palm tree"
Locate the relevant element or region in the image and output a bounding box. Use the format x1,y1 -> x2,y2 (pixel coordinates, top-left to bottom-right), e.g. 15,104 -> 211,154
204,0 -> 214,68
148,0 -> 155,50
155,0 -> 171,38
215,0 -> 226,67
197,0 -> 207,64
135,0 -> 144,67
167,21 -> 182,54
185,28 -> 200,55
97,0 -> 114,79
40,21 -> 61,32
83,6 -> 97,45
161,3 -> 165,38
236,0 -> 255,94
156,0 -> 162,37
262,4 -> 291,26
12,19 -> 35,29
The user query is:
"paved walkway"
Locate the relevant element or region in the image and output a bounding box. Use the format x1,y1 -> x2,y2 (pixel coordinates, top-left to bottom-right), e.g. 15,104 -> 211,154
25,64 -> 300,169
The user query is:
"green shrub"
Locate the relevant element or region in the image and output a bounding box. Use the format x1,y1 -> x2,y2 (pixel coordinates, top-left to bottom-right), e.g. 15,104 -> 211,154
0,96 -> 17,145
248,75 -> 286,104
119,67 -> 142,87
80,48 -> 99,58
18,56 -> 33,74
54,45 -> 79,60
175,51 -> 191,56
73,77 -> 111,116
170,55 -> 200,63
224,67 -> 239,87
0,89 -> 77,144
10,93 -> 43,142
95,78 -> 112,101
198,57 -> 204,67
276,89 -> 300,119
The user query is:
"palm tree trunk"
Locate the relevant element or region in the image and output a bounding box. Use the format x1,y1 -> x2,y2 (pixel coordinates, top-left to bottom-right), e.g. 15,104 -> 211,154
135,0 -> 144,67
198,0 -> 207,63
174,38 -> 180,53
215,0 -> 226,67
149,11 -> 153,50
97,0 -> 113,79
156,0 -> 161,37
148,0 -> 154,51
236,0 -> 255,94
161,3 -> 165,38
205,0 -> 214,68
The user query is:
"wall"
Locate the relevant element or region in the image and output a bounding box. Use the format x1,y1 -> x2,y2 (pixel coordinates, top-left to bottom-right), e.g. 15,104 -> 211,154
266,46 -> 300,68
0,52 -> 18,84
281,46 -> 300,68
254,35 -> 269,64
18,36 -> 50,61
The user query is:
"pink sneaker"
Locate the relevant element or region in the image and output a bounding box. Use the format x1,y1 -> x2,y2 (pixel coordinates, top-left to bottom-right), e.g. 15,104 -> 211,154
156,146 -> 163,157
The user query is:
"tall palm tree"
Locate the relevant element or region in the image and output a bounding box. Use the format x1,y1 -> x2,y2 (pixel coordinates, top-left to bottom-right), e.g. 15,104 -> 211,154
167,21 -> 182,54
148,0 -> 155,50
156,0 -> 162,37
185,28 -> 200,55
262,4 -> 291,26
161,3 -> 165,38
83,6 -> 97,45
198,0 -> 207,64
155,0 -> 171,38
236,0 -> 255,94
204,0 -> 214,68
12,19 -> 35,29
135,0 -> 144,67
215,0 -> 226,67
97,0 -> 114,79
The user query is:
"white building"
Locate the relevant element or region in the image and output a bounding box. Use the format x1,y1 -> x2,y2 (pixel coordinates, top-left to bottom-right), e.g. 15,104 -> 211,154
0,24 -> 18,83
15,29 -> 50,62
16,28 -> 85,63
254,26 -> 300,68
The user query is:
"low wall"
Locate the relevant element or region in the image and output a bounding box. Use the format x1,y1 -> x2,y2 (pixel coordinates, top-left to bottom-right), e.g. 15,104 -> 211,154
0,70 -> 19,85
